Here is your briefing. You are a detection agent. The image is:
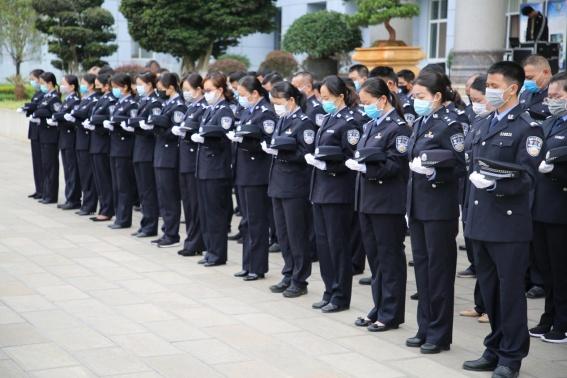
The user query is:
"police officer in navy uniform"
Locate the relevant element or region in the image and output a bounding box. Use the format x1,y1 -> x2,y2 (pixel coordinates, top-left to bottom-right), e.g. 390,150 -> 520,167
128,72 -> 161,237
230,76 -> 276,281
528,71 -> 567,344
463,61 -> 543,378
267,81 -> 316,297
33,72 -> 62,204
151,73 -> 187,248
291,72 -> 326,128
192,72 -> 235,267
52,75 -> 82,210
69,74 -> 100,216
104,73 -> 138,229
520,55 -> 552,122
19,69 -> 45,199
87,74 -> 117,222
308,76 -> 362,313
174,73 -> 207,255
349,78 -> 411,332
405,71 -> 465,354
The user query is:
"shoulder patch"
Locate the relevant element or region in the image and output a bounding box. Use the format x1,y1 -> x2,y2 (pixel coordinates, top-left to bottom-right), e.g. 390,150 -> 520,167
315,113 -> 325,127
152,107 -> 162,115
263,119 -> 275,134
173,110 -> 185,123
53,102 -> 62,112
347,129 -> 360,146
303,129 -> 315,145
450,133 -> 465,152
404,113 -> 415,124
526,136 -> 543,157
130,109 -> 138,118
221,116 -> 233,130
396,135 -> 409,153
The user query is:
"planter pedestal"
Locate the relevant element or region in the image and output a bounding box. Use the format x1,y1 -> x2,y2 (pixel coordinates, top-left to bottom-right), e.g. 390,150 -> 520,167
352,46 -> 426,75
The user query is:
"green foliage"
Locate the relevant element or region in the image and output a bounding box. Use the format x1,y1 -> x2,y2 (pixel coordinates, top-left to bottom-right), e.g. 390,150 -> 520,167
283,11 -> 362,59
218,54 -> 251,69
120,0 -> 276,72
209,59 -> 248,74
350,0 -> 420,27
0,83 -> 34,101
32,0 -> 117,73
259,51 -> 298,78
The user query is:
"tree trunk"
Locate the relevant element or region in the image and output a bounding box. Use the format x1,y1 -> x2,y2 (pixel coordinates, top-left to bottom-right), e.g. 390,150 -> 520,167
181,55 -> 195,74
384,18 -> 396,42
195,44 -> 213,73
16,61 -> 21,76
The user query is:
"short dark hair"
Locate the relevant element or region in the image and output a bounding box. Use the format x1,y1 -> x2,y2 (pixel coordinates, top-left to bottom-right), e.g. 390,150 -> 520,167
262,72 -> 283,85
471,74 -> 487,95
349,64 -> 369,78
487,61 -> 525,94
369,66 -> 398,85
521,5 -> 534,16
550,71 -> 567,92
397,69 -> 415,83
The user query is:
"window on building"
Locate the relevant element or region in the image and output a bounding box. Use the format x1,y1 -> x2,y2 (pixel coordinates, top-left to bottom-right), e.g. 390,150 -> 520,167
428,0 -> 448,59
307,2 -> 326,12
131,41 -> 154,60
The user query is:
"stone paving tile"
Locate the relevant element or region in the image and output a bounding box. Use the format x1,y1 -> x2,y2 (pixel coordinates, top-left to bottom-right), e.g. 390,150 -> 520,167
0,135 -> 566,377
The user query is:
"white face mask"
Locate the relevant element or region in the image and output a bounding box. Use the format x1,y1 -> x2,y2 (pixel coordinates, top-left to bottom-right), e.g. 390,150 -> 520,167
204,91 -> 218,105
273,104 -> 288,117
472,102 -> 489,115
183,90 -> 193,102
485,86 -> 512,109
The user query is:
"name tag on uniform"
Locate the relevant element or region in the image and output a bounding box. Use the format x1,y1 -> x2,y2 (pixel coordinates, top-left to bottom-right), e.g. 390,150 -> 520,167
326,130 -> 335,134
499,132 -> 512,137
555,135 -> 565,140
424,131 -> 434,138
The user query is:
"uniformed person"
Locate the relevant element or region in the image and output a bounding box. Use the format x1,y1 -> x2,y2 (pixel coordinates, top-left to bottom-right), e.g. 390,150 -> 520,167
529,71 -> 567,344
308,75 -> 362,313
521,5 -> 548,43
52,75 -> 82,210
405,70 -> 465,354
18,69 -> 45,199
128,72 -> 161,237
463,61 -> 543,378
369,66 -> 417,126
291,72 -> 327,128
69,74 -> 100,216
192,72 -> 235,266
229,76 -> 276,281
520,55 -> 552,122
174,73 -> 207,255
87,74 -> 117,222
349,78 -> 411,332
33,72 -> 62,204
151,73 -> 187,248
104,73 -> 138,229
347,64 -> 369,92
397,69 -> 415,97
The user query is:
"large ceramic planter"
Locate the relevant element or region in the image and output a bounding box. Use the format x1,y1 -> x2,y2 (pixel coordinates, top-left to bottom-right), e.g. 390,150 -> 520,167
303,57 -> 338,80
352,46 -> 426,75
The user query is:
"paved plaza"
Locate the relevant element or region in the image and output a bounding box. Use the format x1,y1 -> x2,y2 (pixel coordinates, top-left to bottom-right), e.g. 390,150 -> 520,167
0,135 -> 565,377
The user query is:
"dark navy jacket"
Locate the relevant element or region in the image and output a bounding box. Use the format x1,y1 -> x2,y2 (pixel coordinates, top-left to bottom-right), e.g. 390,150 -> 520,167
54,93 -> 81,150
23,90 -> 44,141
305,95 -> 326,128
72,92 -> 101,151
520,87 -> 551,121
179,98 -> 207,174
89,92 -> 117,154
33,90 -> 62,145
153,94 -> 186,169
109,95 -> 138,158
129,91 -> 162,163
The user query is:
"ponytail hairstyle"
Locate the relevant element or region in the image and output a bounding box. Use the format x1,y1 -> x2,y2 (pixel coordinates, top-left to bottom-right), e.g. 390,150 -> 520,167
111,73 -> 133,94
270,81 -> 306,112
439,73 -> 466,109
360,78 -> 404,117
96,73 -> 112,92
39,72 -> 59,93
158,72 -> 180,95
204,71 -> 233,102
414,70 -> 451,104
82,73 -> 96,87
64,74 -> 80,97
321,75 -> 358,108
138,71 -> 157,89
238,75 -> 269,102
185,73 -> 203,90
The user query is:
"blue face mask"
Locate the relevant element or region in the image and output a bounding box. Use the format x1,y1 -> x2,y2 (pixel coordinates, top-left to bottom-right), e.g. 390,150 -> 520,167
39,84 -> 48,93
112,88 -> 122,98
413,98 -> 433,117
354,81 -> 361,92
30,80 -> 40,90
79,84 -> 88,94
238,96 -> 251,109
523,79 -> 539,93
322,100 -> 337,114
363,103 -> 383,120
136,85 -> 146,97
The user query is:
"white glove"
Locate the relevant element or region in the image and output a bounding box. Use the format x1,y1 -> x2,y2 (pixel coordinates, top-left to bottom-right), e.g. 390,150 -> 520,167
46,118 -> 58,127
226,131 -> 243,143
538,160 -> 554,174
139,120 -> 154,131
16,108 -> 23,113
409,157 -> 435,176
345,158 -> 367,173
260,141 -> 278,156
29,117 -> 40,124
64,113 -> 76,122
171,126 -> 186,137
82,119 -> 94,130
103,120 -> 114,131
304,153 -> 326,171
469,171 -> 496,189
191,133 -> 205,144
120,121 -> 135,133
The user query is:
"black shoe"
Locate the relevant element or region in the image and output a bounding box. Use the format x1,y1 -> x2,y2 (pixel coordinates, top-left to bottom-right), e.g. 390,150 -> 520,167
457,266 -> 476,278
269,243 -> 281,253
420,343 -> 449,354
270,281 -> 289,293
75,209 -> 94,216
463,357 -> 498,372
355,317 -> 373,327
131,230 -> 141,236
151,237 -> 164,244
133,205 -> 141,212
492,366 -> 519,378
28,192 -> 39,198
312,300 -> 329,309
408,260 -> 414,267
367,322 -> 399,332
90,216 -> 111,222
157,239 -> 180,248
406,336 -> 425,348
61,203 -> 81,210
321,303 -> 348,313
38,199 -> 54,204
243,273 -> 264,281
458,244 -> 467,251
204,261 -> 225,267
529,324 -> 550,338
197,258 -> 207,265
108,223 -> 129,229
358,277 -> 371,285
410,292 -> 419,300
526,286 -> 545,299
227,232 -> 241,241
541,330 -> 567,344
234,270 -> 249,277
57,203 -> 66,209
236,238 -> 243,244
177,249 -> 201,257
282,286 -> 307,298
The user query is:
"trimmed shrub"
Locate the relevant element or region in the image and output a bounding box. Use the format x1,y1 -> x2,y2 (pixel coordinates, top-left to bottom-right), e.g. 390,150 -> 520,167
259,51 -> 298,78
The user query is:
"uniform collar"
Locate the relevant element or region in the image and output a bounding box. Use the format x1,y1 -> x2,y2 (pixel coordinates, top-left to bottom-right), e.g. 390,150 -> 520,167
495,101 -> 519,121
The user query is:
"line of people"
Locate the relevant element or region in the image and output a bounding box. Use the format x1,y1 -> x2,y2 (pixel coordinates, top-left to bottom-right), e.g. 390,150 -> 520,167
17,55 -> 567,378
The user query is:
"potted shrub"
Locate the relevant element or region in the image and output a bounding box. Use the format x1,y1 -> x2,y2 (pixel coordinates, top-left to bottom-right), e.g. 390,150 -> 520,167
259,51 -> 298,78
208,58 -> 247,74
283,11 -> 362,78
349,0 -> 424,73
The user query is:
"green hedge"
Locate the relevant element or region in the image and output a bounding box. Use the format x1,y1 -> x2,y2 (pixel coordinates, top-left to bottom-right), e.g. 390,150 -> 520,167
0,84 -> 35,101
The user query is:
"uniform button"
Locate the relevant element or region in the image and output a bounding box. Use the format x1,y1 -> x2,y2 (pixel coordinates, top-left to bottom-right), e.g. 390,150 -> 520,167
563,187 -> 567,192
165,144 -> 168,148
431,184 -> 437,188
121,137 -> 124,141
506,210 -> 512,215
481,141 -> 486,146
67,130 -> 70,133
251,157 -> 255,160
474,200 -> 478,205
190,148 -> 194,152
378,180 -> 383,185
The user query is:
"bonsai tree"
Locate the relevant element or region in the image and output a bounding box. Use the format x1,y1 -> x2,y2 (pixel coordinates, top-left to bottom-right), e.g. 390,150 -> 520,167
350,0 -> 420,46
259,51 -> 298,78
